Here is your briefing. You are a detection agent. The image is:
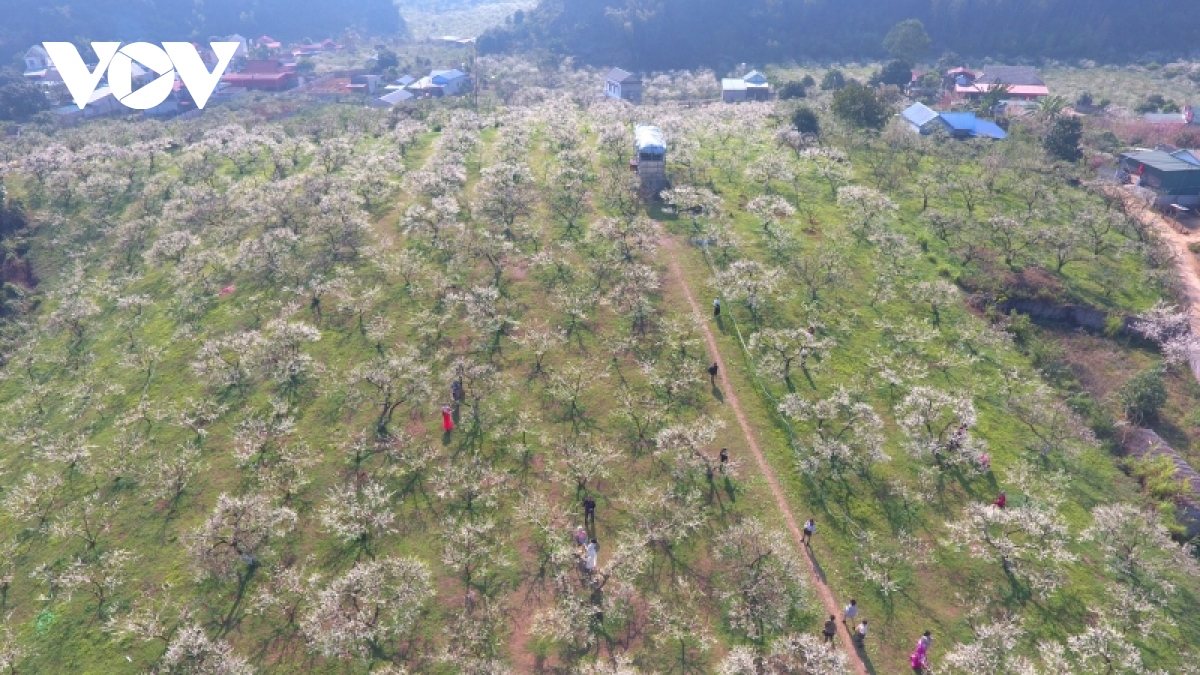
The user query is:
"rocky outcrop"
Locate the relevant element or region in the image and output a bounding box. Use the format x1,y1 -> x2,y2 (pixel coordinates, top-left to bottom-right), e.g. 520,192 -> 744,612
1120,427 -> 1200,538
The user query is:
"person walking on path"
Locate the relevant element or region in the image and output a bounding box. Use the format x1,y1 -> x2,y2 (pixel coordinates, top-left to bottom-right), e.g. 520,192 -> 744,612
843,599 -> 858,628
713,299 -> 721,318
822,615 -> 837,644
719,448 -> 729,473
802,518 -> 816,546
583,495 -> 597,530
853,620 -> 868,647
441,405 -> 454,433
992,491 -> 1007,509
585,539 -> 598,573
708,362 -> 719,386
573,525 -> 588,549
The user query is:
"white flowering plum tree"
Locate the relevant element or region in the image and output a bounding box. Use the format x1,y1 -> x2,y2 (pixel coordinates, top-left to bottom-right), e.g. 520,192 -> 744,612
185,494 -> 297,581
301,557 -> 432,660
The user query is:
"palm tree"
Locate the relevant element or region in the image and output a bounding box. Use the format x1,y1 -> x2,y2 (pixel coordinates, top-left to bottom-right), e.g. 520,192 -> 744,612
1034,95 -> 1068,120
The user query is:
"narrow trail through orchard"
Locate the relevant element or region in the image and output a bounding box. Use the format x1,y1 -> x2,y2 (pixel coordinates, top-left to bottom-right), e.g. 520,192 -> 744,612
660,236 -> 870,675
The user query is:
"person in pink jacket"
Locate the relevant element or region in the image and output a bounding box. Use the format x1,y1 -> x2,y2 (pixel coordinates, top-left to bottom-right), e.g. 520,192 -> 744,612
911,630 -> 932,673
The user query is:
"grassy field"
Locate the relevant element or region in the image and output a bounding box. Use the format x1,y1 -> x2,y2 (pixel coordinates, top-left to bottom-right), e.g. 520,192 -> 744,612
0,74 -> 1198,674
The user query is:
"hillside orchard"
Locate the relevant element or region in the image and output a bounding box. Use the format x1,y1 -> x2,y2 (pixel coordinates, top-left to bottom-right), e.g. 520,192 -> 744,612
0,61 -> 1197,673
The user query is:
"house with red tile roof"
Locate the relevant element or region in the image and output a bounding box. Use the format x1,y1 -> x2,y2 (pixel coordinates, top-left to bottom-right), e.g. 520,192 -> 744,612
956,66 -> 1049,101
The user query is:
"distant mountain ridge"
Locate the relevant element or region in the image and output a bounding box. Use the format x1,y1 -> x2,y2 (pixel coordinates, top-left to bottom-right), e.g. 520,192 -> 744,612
1,0 -> 403,54
479,0 -> 1200,69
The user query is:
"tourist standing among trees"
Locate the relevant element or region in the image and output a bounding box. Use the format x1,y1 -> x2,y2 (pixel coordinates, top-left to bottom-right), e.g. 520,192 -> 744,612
583,495 -> 596,530
585,539 -> 598,573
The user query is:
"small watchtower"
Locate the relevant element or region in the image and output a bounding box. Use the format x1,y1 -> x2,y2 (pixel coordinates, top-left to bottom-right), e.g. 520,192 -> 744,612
633,124 -> 667,194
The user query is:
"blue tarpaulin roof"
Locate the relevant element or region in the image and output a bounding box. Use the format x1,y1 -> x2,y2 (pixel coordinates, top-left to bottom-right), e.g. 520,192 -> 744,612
634,124 -> 666,154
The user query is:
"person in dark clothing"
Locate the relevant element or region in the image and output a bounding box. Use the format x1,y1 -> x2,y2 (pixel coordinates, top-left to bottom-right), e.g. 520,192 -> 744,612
713,299 -> 721,317
708,362 -> 719,385
823,615 -> 837,643
583,495 -> 596,530
719,448 -> 729,472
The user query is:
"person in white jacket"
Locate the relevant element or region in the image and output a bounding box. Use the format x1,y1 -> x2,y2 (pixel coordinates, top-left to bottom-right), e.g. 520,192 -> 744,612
585,539 -> 598,572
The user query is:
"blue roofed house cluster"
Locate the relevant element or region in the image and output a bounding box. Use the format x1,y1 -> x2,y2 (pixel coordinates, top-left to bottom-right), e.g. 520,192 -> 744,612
902,102 -> 1007,140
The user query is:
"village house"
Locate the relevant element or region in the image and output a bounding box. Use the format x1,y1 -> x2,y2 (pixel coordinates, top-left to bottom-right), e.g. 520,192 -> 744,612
23,45 -> 52,77
431,69 -> 470,95
722,70 -> 770,103
901,102 -> 1007,139
633,124 -> 667,193
220,59 -> 298,91
405,76 -> 443,98
1119,149 -> 1200,206
22,45 -> 65,84
604,69 -> 643,105
52,85 -> 120,123
346,74 -> 383,95
256,36 -> 283,53
956,65 -> 1049,102
1143,106 -> 1198,125
402,69 -> 471,98
369,89 -> 415,108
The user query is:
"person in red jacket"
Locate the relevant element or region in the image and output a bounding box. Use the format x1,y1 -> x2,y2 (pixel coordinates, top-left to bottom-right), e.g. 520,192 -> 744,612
442,405 -> 454,432
992,491 -> 1006,509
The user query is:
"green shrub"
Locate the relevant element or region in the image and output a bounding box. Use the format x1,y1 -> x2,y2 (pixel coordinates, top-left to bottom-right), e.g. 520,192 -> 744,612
778,81 -> 808,100
791,106 -> 820,136
1128,454 -> 1187,501
1103,313 -> 1125,338
1005,312 -> 1035,347
1118,367 -> 1168,423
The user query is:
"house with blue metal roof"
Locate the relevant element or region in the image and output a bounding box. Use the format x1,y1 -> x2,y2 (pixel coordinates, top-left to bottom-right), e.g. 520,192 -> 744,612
900,103 -> 1007,140
431,69 -> 470,96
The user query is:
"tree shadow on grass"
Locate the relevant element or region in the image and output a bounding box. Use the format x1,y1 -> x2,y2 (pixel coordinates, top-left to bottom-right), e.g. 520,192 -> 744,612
218,564 -> 258,638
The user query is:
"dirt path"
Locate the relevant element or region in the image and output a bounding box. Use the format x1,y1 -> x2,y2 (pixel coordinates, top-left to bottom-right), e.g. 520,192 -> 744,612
1112,187 -> 1200,382
661,237 -> 870,675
